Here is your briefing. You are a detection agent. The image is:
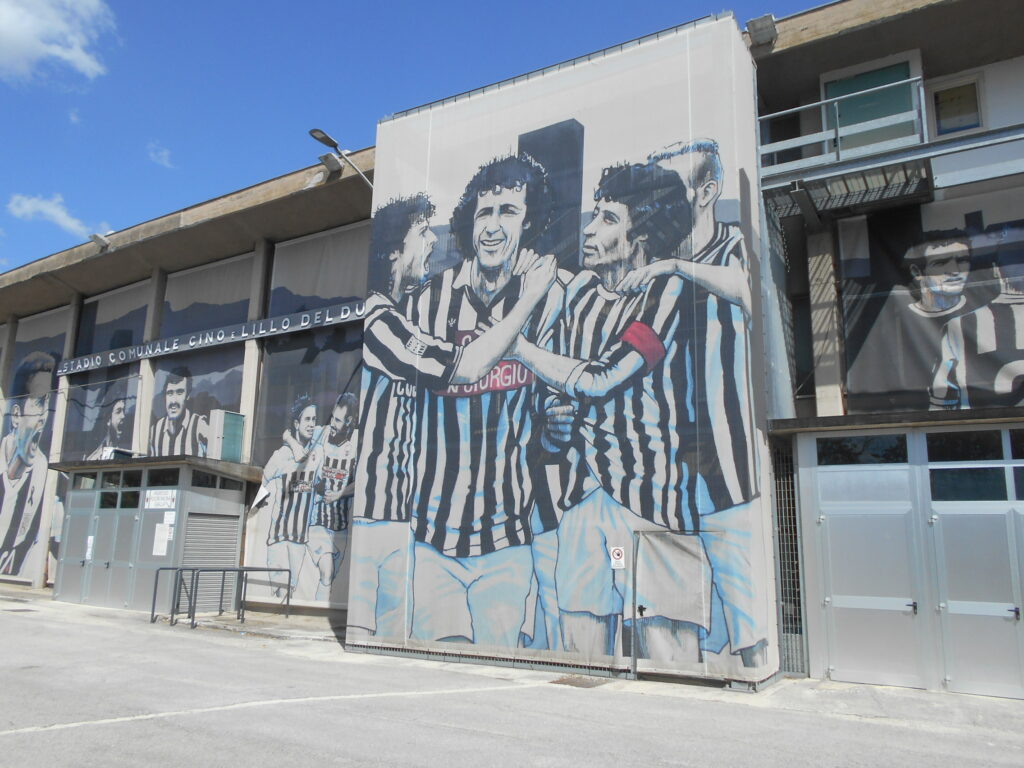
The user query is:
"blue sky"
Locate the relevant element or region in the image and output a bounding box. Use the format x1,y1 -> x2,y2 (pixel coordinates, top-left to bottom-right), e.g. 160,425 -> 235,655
0,0 -> 815,273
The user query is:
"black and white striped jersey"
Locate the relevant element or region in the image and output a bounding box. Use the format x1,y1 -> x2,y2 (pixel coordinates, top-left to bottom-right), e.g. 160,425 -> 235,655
355,292 -> 461,523
264,444 -> 322,545
0,442 -> 46,576
930,295 -> 1024,409
149,410 -> 205,457
410,261 -> 563,558
563,273 -> 707,532
312,433 -> 356,531
690,222 -> 758,509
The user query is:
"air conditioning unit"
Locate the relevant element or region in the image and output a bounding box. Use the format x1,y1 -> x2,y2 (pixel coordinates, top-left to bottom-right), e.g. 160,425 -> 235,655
206,410 -> 244,462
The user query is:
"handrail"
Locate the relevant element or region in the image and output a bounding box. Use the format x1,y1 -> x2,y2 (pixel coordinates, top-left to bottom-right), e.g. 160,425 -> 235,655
758,76 -> 923,123
150,566 -> 292,628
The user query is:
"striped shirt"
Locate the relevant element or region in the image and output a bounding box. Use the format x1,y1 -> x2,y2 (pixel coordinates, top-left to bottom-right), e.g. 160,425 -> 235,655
355,292 -> 462,523
411,260 -> 563,557
312,433 -> 357,531
930,295 -> 1024,409
264,443 -> 322,545
149,410 -> 205,457
690,222 -> 758,509
558,273 -> 706,532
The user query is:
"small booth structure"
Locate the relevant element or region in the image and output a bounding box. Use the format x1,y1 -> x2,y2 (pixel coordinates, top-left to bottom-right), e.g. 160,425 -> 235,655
52,456 -> 260,614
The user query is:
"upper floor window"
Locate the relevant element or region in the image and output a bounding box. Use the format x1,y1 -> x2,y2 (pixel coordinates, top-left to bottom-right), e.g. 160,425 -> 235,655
929,76 -> 984,137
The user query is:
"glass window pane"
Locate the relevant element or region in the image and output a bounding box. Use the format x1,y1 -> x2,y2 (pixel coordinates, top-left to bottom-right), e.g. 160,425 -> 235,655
1015,467 -> 1024,499
161,255 -> 253,337
73,473 -> 97,490
219,477 -> 243,491
147,468 -> 180,487
268,225 -> 368,316
62,369 -> 139,462
816,434 -> 907,465
934,82 -> 980,136
122,470 -> 142,488
926,430 -> 1002,462
119,491 -> 140,509
930,468 -> 1007,501
99,491 -> 119,508
101,471 -> 121,489
74,282 -> 149,356
191,470 -> 218,489
1009,430 -> 1024,460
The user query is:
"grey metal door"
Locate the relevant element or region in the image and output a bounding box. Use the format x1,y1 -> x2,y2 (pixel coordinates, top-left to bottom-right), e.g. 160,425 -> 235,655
105,509 -> 140,609
818,465 -> 931,688
55,511 -> 93,602
83,513 -> 116,606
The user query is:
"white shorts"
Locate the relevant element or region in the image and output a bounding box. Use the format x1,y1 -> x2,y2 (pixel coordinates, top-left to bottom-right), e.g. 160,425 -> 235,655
346,518 -> 412,637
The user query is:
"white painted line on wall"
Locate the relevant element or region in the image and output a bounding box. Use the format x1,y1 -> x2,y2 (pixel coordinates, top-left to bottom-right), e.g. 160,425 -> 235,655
0,681 -> 550,737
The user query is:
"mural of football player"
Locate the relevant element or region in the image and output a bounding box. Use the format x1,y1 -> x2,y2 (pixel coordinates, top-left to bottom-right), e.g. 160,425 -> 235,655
86,379 -> 131,461
620,139 -> 765,666
931,226 -> 1024,409
512,160 -> 715,660
306,392 -> 358,601
351,190 -> 556,637
380,154 -> 562,649
0,352 -> 55,577
149,366 -> 209,457
263,395 -> 322,596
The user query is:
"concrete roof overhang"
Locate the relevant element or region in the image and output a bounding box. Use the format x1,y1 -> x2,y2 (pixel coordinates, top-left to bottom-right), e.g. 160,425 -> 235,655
754,0 -> 1024,113
0,148 -> 375,321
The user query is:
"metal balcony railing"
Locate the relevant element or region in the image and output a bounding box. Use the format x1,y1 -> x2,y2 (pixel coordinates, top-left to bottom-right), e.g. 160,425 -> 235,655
759,77 -> 927,177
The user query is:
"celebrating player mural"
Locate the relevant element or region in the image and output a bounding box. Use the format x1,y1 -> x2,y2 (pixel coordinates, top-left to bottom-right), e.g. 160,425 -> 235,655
350,17 -> 775,680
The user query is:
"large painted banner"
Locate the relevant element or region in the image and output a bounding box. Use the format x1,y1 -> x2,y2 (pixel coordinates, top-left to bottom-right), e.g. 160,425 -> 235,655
350,16 -> 775,680
843,200 -> 1024,413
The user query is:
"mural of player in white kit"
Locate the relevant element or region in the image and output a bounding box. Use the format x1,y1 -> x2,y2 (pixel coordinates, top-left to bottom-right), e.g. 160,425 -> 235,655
263,395 -> 322,595
0,352 -> 55,577
306,392 -> 358,600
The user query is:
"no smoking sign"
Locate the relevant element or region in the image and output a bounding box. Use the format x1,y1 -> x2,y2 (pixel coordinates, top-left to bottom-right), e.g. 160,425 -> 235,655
609,545 -> 626,570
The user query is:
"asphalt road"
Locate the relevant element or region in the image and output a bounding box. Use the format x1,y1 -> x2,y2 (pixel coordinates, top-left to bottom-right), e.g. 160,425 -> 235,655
2,591 -> 1023,768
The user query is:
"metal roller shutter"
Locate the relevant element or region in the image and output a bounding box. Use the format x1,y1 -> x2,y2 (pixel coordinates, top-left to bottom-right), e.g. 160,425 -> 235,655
178,514 -> 242,614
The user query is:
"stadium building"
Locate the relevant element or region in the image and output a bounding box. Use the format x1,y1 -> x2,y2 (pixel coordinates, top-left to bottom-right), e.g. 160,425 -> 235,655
1,0 -> 1023,697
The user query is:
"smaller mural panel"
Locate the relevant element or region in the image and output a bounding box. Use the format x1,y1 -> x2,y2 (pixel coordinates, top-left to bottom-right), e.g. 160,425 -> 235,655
149,346 -> 244,457
62,367 -> 139,461
843,206 -> 1024,413
247,325 -> 362,607
1,308 -> 65,580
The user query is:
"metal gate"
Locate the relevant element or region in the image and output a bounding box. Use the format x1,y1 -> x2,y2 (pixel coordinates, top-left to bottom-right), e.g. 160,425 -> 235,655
799,426 -> 1024,697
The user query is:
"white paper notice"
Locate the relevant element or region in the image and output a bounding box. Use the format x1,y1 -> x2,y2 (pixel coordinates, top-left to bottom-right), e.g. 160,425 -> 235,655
145,489 -> 177,510
609,545 -> 626,570
163,510 -> 176,525
85,535 -> 94,560
153,524 -> 170,556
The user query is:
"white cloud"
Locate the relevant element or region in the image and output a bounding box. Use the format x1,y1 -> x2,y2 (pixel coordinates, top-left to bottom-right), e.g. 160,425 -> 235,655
7,193 -> 89,239
0,0 -> 115,84
147,140 -> 173,169
69,107 -> 79,123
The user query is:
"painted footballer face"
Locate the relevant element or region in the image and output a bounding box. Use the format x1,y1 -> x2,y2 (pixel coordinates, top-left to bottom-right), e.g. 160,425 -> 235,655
472,185 -> 528,272
164,378 -> 188,422
582,199 -> 634,272
110,399 -> 126,440
329,403 -> 354,445
915,241 -> 970,299
394,215 -> 437,285
294,405 -> 317,443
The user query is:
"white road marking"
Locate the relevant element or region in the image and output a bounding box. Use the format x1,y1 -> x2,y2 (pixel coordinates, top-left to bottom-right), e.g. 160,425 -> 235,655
0,681 -> 550,737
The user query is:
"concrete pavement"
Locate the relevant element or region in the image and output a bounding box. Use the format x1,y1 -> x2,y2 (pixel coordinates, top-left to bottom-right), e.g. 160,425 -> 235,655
2,583 -> 1022,767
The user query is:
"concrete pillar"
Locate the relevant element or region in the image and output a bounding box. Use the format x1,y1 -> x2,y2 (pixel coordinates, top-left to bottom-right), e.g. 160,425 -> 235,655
135,269 -> 167,457
0,317 -> 17,401
34,298 -> 81,588
807,229 -> 845,417
238,241 -> 271,464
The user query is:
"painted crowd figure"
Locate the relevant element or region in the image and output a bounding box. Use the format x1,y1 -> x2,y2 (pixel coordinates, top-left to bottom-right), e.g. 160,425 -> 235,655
353,139 -> 765,668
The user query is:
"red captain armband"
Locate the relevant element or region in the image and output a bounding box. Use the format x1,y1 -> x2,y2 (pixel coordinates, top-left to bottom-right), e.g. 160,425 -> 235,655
621,321 -> 666,373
